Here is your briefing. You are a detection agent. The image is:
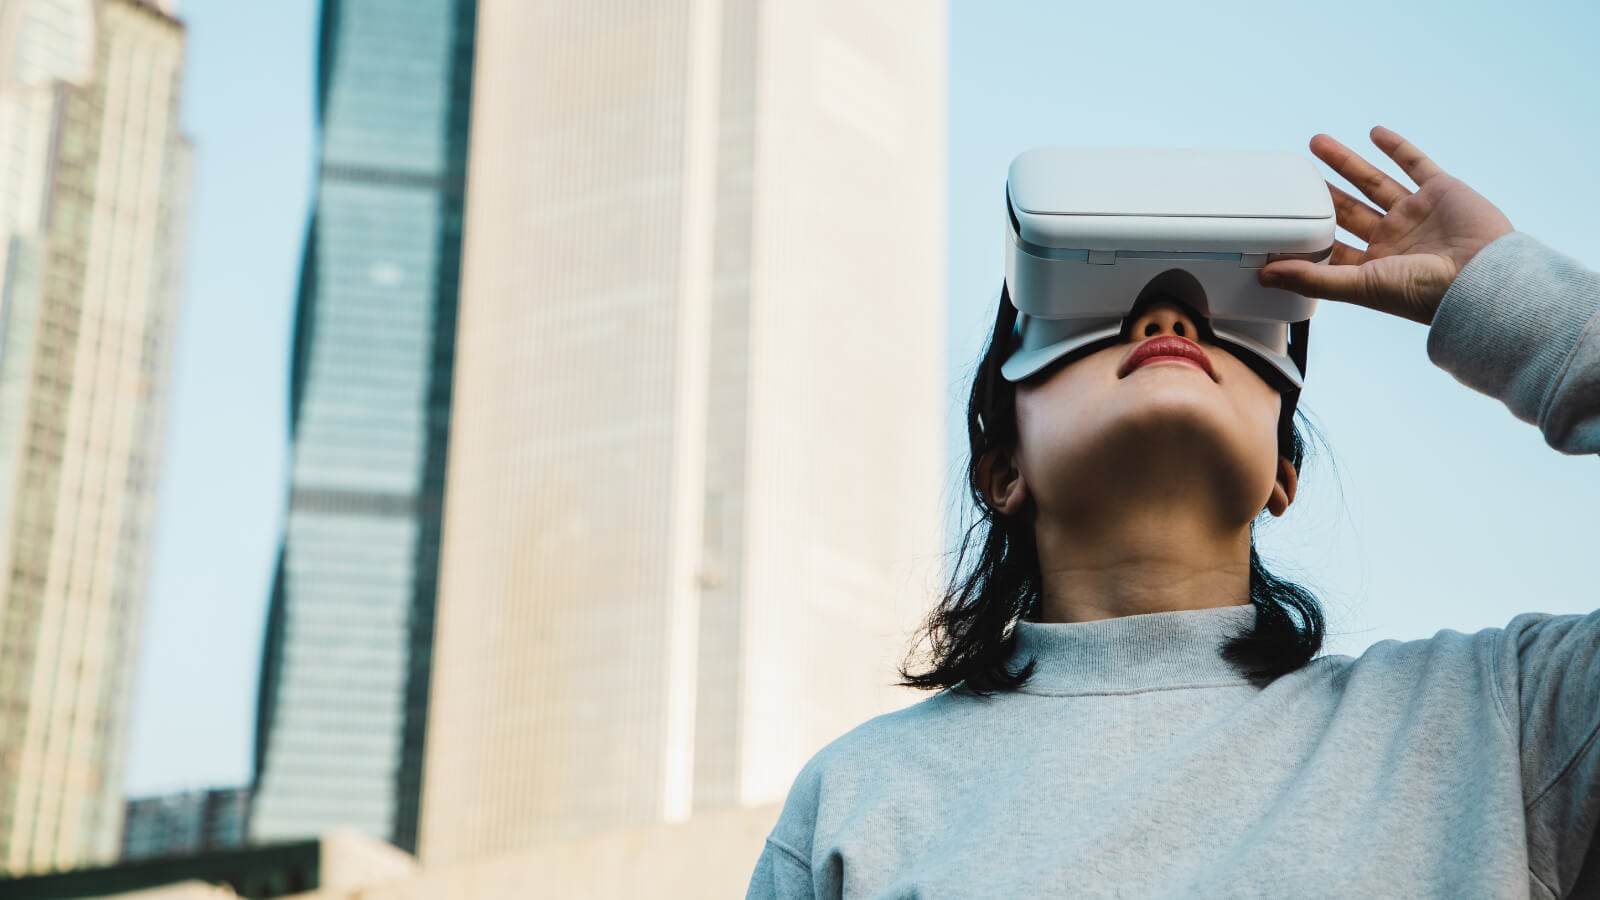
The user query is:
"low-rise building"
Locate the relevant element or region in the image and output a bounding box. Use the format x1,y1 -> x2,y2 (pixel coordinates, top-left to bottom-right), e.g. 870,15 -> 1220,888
122,788 -> 251,862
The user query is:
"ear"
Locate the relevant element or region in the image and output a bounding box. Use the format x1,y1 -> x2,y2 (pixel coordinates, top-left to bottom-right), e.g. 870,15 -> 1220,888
976,447 -> 1029,516
1264,456 -> 1298,517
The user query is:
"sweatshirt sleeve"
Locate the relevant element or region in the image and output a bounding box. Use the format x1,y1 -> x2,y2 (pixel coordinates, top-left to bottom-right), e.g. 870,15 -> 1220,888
1425,231 -> 1600,455
745,838 -> 817,900
1493,610 -> 1600,896
745,757 -> 824,899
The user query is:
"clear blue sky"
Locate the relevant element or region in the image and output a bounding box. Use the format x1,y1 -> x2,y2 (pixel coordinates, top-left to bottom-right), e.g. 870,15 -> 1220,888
125,0 -> 1600,794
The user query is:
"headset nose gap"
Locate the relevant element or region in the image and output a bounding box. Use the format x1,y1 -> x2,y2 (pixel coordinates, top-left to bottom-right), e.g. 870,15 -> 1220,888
1131,300 -> 1201,342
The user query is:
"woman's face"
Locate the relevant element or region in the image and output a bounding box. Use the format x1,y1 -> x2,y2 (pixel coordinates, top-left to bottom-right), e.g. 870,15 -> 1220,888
1009,299 -> 1292,526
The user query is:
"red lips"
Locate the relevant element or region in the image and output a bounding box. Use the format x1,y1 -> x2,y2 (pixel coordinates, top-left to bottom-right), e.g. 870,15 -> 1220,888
1119,336 -> 1216,380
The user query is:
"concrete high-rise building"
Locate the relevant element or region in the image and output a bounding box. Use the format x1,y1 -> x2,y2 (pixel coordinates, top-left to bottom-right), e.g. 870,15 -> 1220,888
0,0 -> 191,876
419,0 -> 947,865
248,0 -> 477,853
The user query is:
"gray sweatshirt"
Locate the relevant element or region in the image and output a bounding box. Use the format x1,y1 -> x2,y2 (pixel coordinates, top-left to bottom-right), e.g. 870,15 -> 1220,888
745,232 -> 1600,899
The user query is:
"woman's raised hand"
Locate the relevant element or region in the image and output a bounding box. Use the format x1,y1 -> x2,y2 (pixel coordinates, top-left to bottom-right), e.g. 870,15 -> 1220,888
1259,126 -> 1514,325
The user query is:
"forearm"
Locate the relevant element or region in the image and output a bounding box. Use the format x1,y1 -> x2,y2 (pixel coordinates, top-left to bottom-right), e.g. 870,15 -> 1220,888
1425,232 -> 1600,455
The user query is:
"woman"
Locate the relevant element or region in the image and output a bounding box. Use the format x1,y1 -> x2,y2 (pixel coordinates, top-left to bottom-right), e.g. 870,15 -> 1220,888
745,127 -> 1600,898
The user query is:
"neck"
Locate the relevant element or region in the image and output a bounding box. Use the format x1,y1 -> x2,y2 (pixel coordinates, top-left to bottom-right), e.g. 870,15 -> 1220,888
1031,510 -> 1253,623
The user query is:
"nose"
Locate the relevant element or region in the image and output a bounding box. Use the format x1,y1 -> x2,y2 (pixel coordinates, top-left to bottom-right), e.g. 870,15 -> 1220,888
1129,299 -> 1202,343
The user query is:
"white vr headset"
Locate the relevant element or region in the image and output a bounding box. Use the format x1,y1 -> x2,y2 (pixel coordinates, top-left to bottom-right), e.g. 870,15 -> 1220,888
1001,147 -> 1335,396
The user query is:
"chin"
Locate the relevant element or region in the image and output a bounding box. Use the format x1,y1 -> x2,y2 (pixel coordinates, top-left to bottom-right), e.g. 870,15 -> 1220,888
1108,410 -> 1236,459
1069,406 -> 1266,492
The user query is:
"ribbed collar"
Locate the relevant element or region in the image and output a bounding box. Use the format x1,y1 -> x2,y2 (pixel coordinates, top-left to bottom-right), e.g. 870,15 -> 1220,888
1004,603 -> 1258,696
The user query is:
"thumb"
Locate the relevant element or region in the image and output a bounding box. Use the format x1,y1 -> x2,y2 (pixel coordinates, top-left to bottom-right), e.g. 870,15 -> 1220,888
1259,260 -> 1377,308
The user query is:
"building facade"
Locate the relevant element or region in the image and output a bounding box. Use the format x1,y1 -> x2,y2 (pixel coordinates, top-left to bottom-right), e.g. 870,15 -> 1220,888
0,0 -> 190,875
122,787 -> 251,862
248,0 -> 477,853
418,0 -> 947,865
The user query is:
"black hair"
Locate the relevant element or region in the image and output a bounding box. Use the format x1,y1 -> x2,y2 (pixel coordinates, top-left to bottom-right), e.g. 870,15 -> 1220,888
898,285 -> 1327,695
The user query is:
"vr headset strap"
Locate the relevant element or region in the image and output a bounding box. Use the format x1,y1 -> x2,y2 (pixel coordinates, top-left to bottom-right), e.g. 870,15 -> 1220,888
1289,318 -> 1310,381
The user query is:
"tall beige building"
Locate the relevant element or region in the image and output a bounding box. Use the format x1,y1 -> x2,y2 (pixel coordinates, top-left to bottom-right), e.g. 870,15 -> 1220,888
419,0 -> 947,865
0,0 -> 190,875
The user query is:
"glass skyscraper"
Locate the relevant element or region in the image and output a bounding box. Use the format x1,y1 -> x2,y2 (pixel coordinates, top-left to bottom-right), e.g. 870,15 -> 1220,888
249,0 -> 476,852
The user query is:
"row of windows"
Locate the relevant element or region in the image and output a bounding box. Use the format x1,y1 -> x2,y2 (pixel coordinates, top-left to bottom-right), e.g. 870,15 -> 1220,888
262,687 -> 421,728
276,632 -> 412,662
289,443 -> 426,474
303,283 -> 436,321
294,399 -> 426,433
268,688 -> 406,733
282,559 -> 419,592
263,728 -> 402,767
289,452 -> 423,483
285,506 -> 417,534
278,624 -> 409,659
281,556 -> 419,589
283,532 -> 422,561
284,505 -> 419,541
251,800 -> 390,836
287,469 -> 424,498
284,500 -> 419,527
300,317 -> 433,355
291,357 -> 435,396
276,606 -> 411,637
272,678 -> 408,721
296,371 -> 429,406
322,107 -> 454,171
271,644 -> 414,683
291,430 -> 423,463
315,207 -> 442,245
277,601 -> 412,634
291,419 -> 427,450
298,342 -> 439,384
299,353 -> 435,393
268,703 -> 405,739
291,432 -> 422,461
252,799 -> 390,834
319,172 -> 449,205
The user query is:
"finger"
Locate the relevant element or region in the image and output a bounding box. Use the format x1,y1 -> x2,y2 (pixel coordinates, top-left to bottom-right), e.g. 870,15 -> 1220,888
1330,239 -> 1363,267
1309,133 -> 1411,212
1259,259 -> 1378,308
1328,183 -> 1383,242
1369,126 -> 1446,185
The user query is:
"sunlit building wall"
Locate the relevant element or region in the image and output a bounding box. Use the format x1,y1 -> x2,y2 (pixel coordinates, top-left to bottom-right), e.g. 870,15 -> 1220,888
247,0 -> 476,854
0,0 -> 191,875
419,0 -> 947,865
